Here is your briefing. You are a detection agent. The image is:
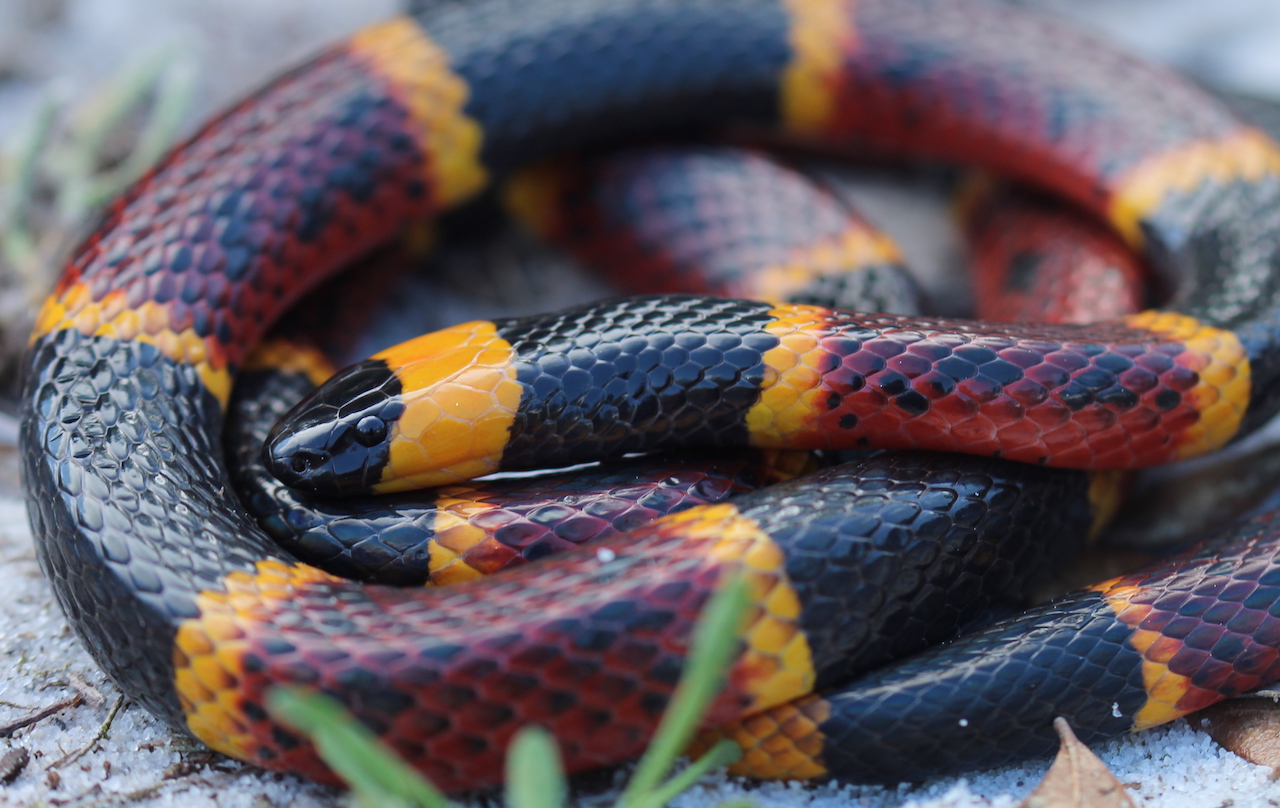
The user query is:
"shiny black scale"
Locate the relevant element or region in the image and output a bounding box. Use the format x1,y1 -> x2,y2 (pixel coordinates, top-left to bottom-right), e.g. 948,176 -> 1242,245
816,587 -> 1149,783
22,331 -> 294,728
230,365 -> 802,586
494,295 -> 780,469
727,452 -> 1096,687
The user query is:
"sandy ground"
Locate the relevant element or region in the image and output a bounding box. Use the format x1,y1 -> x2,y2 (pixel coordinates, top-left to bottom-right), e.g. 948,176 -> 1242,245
4,1 -> 1280,806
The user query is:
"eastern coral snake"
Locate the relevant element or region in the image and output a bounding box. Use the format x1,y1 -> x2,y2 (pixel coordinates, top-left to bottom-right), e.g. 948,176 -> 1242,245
20,0 -> 1280,792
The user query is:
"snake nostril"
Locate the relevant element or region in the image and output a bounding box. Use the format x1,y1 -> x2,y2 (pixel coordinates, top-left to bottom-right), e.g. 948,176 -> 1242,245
290,451 -> 327,475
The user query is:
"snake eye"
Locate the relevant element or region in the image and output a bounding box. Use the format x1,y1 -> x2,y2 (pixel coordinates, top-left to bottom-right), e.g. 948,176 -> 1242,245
354,415 -> 387,447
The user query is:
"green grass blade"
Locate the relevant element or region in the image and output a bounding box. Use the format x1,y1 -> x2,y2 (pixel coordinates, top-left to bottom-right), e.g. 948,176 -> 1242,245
90,57 -> 195,209
54,49 -> 176,223
629,740 -> 743,808
3,92 -> 60,272
618,572 -> 751,808
506,726 -> 567,808
267,687 -> 453,808
73,48 -> 175,160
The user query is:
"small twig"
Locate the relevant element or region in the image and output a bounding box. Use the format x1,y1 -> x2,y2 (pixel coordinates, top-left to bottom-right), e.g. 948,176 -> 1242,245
0,699 -> 42,712
72,778 -> 191,808
49,694 -> 124,770
161,749 -> 239,780
0,694 -> 82,738
60,781 -> 104,806
68,673 -> 106,709
99,780 -> 172,805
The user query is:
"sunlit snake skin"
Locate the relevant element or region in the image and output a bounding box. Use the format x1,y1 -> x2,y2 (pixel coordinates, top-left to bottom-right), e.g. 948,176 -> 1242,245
20,0 -> 1280,792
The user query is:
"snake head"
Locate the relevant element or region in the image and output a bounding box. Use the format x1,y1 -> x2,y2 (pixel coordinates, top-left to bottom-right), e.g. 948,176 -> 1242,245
264,358 -> 402,495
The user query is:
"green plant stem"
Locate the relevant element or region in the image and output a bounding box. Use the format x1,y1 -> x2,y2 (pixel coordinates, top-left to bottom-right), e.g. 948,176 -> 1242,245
267,687 -> 454,808
618,573 -> 751,808
628,740 -> 744,808
506,726 -> 567,808
54,48 -> 176,223
90,57 -> 195,209
3,92 -> 59,275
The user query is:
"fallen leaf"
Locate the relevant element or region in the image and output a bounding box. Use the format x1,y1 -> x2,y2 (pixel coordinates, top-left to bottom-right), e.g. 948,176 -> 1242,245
1194,694 -> 1280,771
1018,718 -> 1136,808
0,747 -> 28,784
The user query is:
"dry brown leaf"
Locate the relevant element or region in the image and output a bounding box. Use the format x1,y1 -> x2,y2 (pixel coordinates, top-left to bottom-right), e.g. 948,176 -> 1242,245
1018,717 -> 1136,808
0,747 -> 28,784
1195,695 -> 1280,771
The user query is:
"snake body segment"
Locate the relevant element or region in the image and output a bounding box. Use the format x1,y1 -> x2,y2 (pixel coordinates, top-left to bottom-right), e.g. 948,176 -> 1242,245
270,296 -> 1249,493
744,507 -> 1280,782
20,0 -> 1280,791
505,147 -> 920,313
960,181 -> 1149,325
234,353 -> 819,587
233,145 -> 898,588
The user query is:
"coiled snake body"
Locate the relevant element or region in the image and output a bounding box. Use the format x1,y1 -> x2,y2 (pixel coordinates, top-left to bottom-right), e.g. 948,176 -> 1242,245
21,0 -> 1280,792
